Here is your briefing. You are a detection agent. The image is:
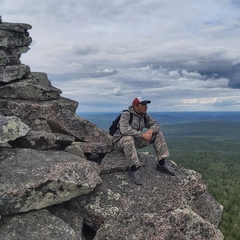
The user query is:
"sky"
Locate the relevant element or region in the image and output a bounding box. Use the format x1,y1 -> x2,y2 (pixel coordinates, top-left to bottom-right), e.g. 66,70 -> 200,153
1,0 -> 240,112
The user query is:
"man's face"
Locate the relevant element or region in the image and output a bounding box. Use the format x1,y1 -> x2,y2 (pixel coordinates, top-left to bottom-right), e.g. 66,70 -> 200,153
134,103 -> 148,114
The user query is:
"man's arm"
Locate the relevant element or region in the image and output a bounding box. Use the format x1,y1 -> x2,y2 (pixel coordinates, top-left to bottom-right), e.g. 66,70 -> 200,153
144,114 -> 160,133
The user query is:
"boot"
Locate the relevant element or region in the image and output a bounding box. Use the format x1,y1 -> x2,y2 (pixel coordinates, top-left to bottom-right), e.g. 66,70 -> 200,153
156,163 -> 175,176
131,170 -> 143,185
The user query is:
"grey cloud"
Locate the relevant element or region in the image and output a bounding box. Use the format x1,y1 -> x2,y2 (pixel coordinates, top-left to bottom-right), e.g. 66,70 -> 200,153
219,64 -> 240,88
144,55 -> 239,89
74,47 -> 99,56
91,70 -> 118,78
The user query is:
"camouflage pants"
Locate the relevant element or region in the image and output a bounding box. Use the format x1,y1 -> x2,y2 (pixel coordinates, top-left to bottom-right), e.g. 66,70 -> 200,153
115,131 -> 169,168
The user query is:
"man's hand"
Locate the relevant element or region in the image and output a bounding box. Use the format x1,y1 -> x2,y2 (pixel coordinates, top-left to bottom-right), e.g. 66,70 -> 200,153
142,129 -> 153,142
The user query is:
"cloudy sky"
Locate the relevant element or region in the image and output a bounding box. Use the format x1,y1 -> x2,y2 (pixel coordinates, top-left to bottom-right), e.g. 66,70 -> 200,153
1,0 -> 240,112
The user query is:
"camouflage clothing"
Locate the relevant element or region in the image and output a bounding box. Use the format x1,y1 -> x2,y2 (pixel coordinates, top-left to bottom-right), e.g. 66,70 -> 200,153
113,106 -> 169,168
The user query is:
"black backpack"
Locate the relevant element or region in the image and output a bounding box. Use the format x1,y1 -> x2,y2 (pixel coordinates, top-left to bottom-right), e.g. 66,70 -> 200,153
109,110 -> 146,136
109,110 -> 133,136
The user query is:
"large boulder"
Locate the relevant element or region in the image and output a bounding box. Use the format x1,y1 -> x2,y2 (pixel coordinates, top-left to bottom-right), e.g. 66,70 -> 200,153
94,207 -> 223,240
48,102 -> 112,144
48,204 -> 85,240
0,73 -> 62,100
0,99 -> 54,132
0,64 -> 30,83
0,115 -> 29,144
0,209 -> 79,240
0,148 -> 102,215
0,21 -> 32,66
10,130 -> 75,149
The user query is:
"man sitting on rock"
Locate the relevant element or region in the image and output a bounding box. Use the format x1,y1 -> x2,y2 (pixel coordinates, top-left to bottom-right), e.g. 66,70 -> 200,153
113,97 -> 175,185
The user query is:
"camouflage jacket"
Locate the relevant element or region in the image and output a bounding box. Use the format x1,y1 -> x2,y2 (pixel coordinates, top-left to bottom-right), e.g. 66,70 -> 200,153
112,106 -> 160,143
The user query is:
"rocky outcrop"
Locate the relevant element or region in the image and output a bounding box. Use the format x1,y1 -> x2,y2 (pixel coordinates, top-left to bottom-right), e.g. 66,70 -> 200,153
0,17 -> 224,239
0,18 -> 111,148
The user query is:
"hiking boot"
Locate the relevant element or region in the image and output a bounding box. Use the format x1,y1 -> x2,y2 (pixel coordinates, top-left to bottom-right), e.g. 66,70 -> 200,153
131,170 -> 143,185
156,163 -> 175,176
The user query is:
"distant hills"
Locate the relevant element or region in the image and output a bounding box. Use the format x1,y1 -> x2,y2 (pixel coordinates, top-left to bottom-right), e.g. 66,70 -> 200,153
78,111 -> 240,131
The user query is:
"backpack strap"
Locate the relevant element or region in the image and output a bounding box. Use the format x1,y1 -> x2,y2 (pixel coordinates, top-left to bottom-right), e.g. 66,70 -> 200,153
144,115 -> 146,125
124,110 -> 147,126
129,112 -> 133,124
122,110 -> 133,124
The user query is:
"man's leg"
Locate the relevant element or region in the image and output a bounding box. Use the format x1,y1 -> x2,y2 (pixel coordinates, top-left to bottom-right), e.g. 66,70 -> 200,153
116,136 -> 141,168
151,131 -> 175,176
152,131 -> 169,160
115,136 -> 143,185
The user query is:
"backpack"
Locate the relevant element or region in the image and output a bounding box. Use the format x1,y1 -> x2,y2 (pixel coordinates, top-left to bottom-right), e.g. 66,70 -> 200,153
109,110 -> 146,136
109,110 -> 133,136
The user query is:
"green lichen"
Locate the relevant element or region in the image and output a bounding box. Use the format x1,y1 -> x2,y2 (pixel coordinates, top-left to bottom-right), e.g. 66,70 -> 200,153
107,189 -> 121,200
86,189 -> 122,218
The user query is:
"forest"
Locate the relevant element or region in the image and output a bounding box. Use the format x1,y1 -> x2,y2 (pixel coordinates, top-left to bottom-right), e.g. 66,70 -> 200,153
139,120 -> 240,240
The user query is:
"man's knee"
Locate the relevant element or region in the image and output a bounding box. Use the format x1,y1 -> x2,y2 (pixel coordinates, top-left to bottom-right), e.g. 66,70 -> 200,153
152,131 -> 164,140
150,131 -> 166,145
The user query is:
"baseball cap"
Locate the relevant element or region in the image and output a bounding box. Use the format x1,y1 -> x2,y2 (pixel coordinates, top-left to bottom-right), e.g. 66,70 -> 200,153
132,97 -> 151,106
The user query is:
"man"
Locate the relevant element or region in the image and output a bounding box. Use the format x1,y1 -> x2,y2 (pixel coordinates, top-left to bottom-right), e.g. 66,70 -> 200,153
113,97 -> 175,185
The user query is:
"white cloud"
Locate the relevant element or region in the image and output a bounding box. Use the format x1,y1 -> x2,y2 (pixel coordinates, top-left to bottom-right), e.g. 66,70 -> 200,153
182,98 -> 222,105
233,99 -> 240,104
96,68 -> 114,73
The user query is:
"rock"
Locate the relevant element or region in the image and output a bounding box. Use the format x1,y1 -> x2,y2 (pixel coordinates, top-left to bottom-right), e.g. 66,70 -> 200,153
0,209 -> 78,240
10,130 -> 75,149
0,64 -> 30,83
0,27 -> 32,49
48,204 -> 85,240
0,148 -> 102,215
66,153 -> 223,239
65,143 -> 87,159
94,208 -> 223,240
0,115 -> 29,144
75,142 -> 113,155
0,22 -> 32,33
71,141 -> 113,162
100,150 -> 130,173
0,47 -> 30,66
0,73 -> 62,100
0,99 -> 54,132
56,96 -> 79,113
0,100 -> 111,145
0,98 -> 77,132
191,192 -> 223,227
48,102 -> 112,144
